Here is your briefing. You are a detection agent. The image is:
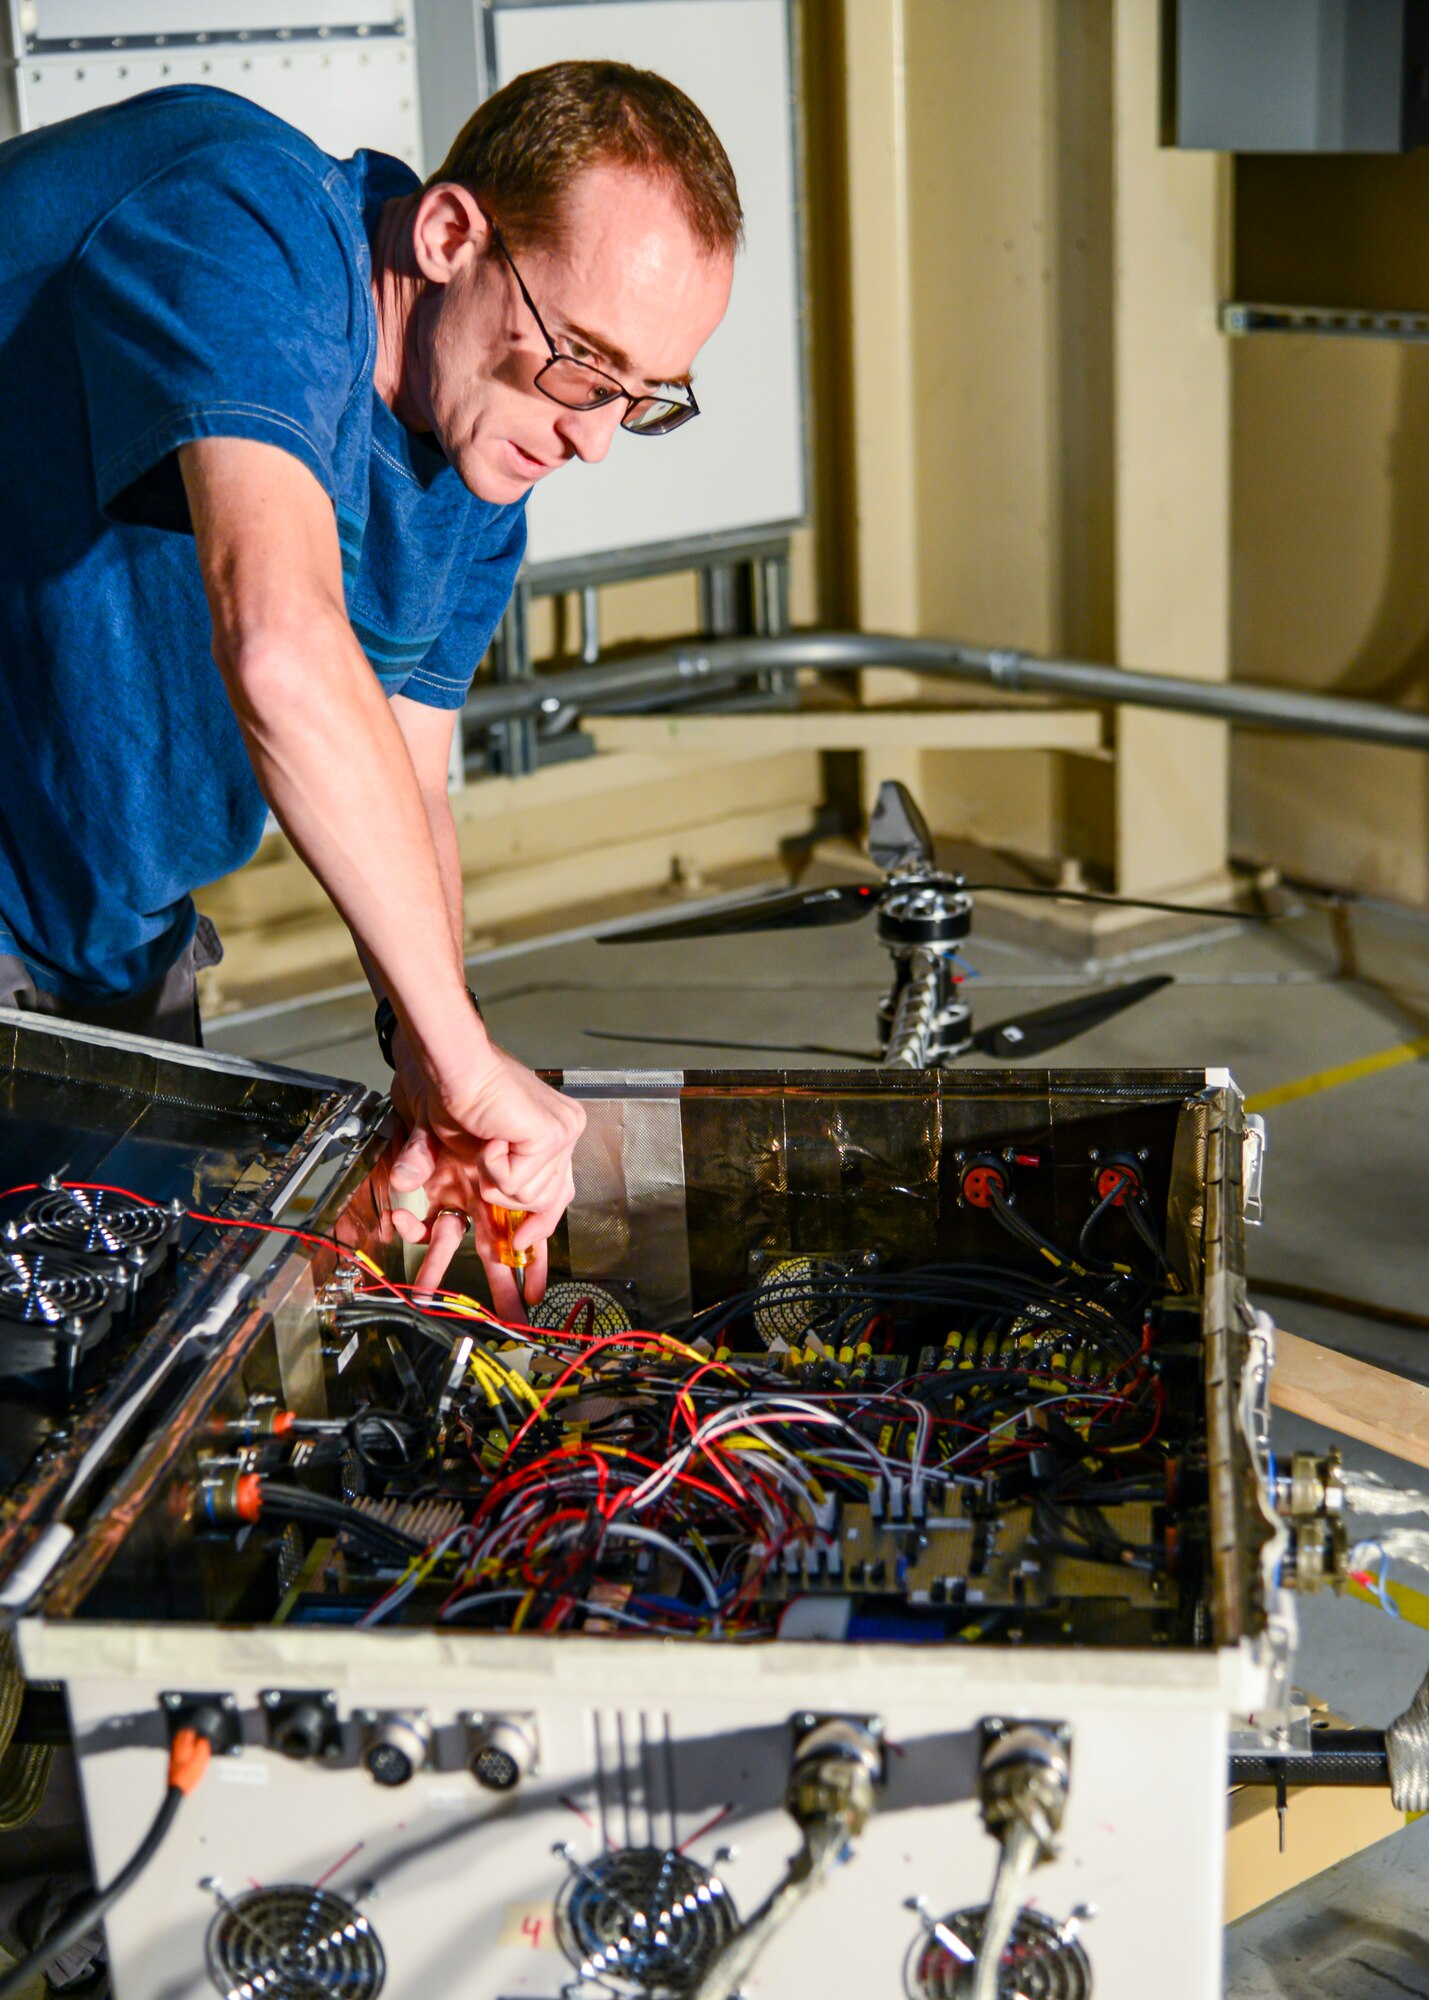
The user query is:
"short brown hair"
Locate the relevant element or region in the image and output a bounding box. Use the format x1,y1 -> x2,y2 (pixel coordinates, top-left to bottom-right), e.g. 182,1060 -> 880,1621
431,59 -> 742,257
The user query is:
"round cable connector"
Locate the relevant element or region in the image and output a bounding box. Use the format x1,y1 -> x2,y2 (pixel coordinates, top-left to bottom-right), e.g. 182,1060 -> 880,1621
467,1715 -> 538,1792
1091,1151 -> 1143,1206
959,1158 -> 1008,1210
359,1712 -> 430,1787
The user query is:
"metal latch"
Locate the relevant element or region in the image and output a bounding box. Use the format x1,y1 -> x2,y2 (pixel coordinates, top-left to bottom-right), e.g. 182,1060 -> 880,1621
1243,1114 -> 1267,1225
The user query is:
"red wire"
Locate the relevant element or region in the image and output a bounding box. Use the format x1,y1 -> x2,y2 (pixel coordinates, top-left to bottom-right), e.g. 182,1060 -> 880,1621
0,1179 -> 409,1300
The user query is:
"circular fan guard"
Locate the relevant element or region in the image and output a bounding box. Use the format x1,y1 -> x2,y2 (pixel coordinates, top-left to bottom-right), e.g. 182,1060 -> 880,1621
531,1280 -> 633,1339
0,1251 -> 110,1328
21,1186 -> 172,1269
908,1906 -> 1092,2000
0,1249 -> 114,1371
205,1884 -> 385,2000
555,1847 -> 738,1995
753,1255 -> 848,1347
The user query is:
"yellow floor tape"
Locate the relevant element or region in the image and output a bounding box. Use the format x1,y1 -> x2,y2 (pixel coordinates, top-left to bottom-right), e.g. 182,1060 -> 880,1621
1245,1031 -> 1429,1115
1348,1567 -> 1429,1633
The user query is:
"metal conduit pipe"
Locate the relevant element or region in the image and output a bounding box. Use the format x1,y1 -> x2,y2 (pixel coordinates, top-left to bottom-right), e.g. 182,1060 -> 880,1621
461,632 -> 1429,753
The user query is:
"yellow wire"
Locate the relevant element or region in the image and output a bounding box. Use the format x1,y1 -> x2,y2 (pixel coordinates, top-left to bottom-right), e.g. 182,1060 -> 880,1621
803,1452 -> 875,1490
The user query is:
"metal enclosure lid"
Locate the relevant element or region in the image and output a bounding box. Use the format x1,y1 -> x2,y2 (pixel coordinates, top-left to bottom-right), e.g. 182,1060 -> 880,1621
0,1008 -> 391,1614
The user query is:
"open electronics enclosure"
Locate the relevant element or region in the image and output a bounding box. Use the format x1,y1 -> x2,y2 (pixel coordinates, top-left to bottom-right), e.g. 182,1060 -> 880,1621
6,1025 -> 1284,2000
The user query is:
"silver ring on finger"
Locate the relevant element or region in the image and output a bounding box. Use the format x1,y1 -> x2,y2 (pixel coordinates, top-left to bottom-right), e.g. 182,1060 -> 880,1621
431,1205 -> 473,1236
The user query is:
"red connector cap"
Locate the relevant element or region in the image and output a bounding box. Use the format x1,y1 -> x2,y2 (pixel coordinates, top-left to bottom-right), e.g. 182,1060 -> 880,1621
167,1726 -> 213,1795
960,1159 -> 1008,1209
1095,1160 -> 1142,1206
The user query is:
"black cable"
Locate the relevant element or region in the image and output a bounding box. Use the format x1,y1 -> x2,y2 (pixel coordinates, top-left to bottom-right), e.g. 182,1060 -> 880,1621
335,1305 -> 457,1350
0,1786 -> 182,2000
1245,1276 -> 1429,1332
1126,1196 -> 1171,1273
1078,1179 -> 1129,1265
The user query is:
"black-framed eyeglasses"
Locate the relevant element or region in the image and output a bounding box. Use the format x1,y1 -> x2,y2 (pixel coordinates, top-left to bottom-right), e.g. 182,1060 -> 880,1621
485,215 -> 700,438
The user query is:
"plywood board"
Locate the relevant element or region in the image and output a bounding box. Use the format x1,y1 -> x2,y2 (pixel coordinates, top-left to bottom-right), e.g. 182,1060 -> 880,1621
1269,1328 -> 1429,1472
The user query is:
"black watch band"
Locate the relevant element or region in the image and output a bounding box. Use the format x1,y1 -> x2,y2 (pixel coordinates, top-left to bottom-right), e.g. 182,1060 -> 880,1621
374,987 -> 483,1069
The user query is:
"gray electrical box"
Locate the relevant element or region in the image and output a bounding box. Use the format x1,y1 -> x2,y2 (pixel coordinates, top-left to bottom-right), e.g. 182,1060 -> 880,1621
1169,0 -> 1429,152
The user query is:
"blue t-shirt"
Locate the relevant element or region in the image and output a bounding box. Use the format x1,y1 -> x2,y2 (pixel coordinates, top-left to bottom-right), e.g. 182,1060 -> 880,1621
0,86 -> 526,1001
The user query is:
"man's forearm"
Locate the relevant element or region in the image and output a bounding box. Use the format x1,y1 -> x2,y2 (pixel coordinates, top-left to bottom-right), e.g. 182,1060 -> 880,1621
358,789 -> 465,1015
218,602 -> 483,1094
181,436 -> 484,1104
426,786 -> 467,962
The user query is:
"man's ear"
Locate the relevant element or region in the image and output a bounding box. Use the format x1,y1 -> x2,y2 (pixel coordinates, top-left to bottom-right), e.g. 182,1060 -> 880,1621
410,182 -> 489,287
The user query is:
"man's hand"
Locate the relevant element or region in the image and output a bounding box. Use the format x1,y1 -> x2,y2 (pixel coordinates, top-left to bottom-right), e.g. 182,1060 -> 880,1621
387,1031 -> 585,1314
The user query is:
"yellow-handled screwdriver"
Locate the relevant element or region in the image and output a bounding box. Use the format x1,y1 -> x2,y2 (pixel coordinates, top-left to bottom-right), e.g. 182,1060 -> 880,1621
488,1204 -> 532,1304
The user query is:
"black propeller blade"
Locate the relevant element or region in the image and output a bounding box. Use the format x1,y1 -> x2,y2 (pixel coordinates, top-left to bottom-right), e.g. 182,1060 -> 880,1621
582,1028 -> 876,1061
963,882 -> 1267,920
966,974 -> 1173,1059
596,882 -> 880,945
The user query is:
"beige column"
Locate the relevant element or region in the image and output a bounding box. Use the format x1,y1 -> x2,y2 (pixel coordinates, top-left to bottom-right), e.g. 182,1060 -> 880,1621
841,0 -> 920,637
1111,0 -> 1232,894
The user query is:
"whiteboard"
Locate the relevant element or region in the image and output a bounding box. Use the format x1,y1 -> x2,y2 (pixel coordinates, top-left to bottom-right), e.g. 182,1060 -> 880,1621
486,0 -> 806,576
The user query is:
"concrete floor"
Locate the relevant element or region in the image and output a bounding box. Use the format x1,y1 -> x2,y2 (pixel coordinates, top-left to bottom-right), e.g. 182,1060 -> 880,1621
205,879 -> 1429,1998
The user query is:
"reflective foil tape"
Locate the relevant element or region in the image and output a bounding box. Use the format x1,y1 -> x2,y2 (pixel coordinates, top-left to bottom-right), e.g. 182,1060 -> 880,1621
562,1072 -> 692,1330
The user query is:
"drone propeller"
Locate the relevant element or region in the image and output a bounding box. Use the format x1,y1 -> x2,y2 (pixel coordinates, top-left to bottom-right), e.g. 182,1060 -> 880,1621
962,882 -> 1262,919
968,975 -> 1173,1058
598,875 -> 1261,944
596,882 -> 880,944
582,1028 -> 875,1061
581,974 -> 1172,1065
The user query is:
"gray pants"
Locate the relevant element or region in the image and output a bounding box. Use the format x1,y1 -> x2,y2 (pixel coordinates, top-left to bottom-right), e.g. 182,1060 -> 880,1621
0,914 -> 223,1048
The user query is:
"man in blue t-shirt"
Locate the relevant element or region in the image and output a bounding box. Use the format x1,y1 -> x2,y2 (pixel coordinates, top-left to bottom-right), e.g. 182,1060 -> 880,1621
0,61 -> 740,1312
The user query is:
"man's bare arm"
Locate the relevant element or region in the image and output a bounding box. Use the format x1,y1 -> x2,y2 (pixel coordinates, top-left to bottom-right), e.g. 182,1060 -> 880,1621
182,436 -> 479,1085
180,435 -> 581,1234
391,695 -> 466,960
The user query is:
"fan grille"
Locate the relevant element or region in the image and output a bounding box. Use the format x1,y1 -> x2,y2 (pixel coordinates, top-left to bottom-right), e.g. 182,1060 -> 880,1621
205,1885 -> 385,2000
531,1281 -> 633,1339
908,1907 -> 1092,2000
0,1250 -> 111,1329
555,1847 -> 737,1995
23,1187 -> 171,1259
0,1249 -> 114,1372
753,1255 -> 846,1347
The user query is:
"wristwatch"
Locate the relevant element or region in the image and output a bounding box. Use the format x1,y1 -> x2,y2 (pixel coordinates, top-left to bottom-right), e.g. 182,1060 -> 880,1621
374,987 -> 484,1069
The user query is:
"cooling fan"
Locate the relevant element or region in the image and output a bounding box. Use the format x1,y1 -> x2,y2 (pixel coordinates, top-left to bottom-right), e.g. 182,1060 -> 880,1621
7,1180 -> 180,1286
752,1253 -> 867,1349
205,1883 -> 385,2000
554,1847 -> 739,1996
0,1247 -> 117,1377
907,1905 -> 1093,2000
530,1279 -> 634,1339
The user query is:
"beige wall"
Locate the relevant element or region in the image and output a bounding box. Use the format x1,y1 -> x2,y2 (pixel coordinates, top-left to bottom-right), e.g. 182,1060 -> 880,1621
1231,154 -> 1429,904
835,0 -> 1232,890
